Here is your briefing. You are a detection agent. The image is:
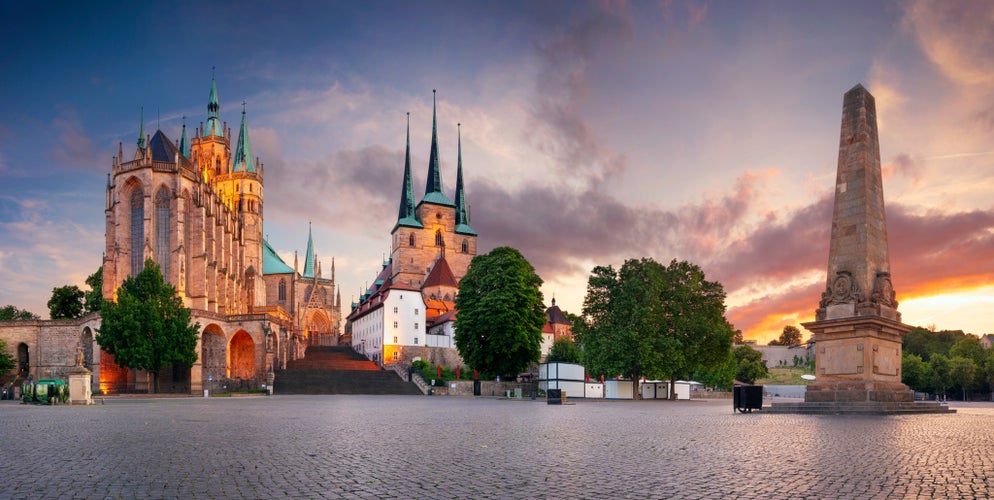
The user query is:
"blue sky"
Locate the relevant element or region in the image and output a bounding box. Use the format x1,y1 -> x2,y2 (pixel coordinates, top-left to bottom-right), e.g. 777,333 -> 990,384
2,1 -> 992,341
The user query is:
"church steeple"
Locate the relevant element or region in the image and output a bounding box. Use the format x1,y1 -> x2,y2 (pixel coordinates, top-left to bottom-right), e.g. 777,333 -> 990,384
303,222 -> 315,278
205,70 -> 222,137
137,107 -> 146,150
396,112 -> 423,230
179,116 -> 190,159
454,123 -> 476,235
232,103 -> 254,172
421,89 -> 454,206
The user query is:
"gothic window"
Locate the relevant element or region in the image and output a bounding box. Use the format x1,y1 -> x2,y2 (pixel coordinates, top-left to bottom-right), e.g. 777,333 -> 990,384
155,188 -> 171,279
278,279 -> 286,301
184,192 -> 192,287
409,233 -> 415,247
435,230 -> 443,247
461,239 -> 468,254
130,188 -> 144,276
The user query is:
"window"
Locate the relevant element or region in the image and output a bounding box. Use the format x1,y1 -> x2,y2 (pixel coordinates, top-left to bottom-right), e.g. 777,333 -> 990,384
414,309 -> 418,314
393,352 -> 399,361
409,234 -> 415,247
461,239 -> 468,254
393,322 -> 398,329
435,230 -> 443,247
393,307 -> 398,313
414,323 -> 419,330
154,188 -> 171,279
414,337 -> 418,345
393,336 -> 398,343
130,188 -> 144,276
278,279 -> 286,301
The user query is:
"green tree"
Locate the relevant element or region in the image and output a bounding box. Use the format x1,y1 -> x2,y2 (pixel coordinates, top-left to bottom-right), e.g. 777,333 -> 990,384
733,344 -> 768,384
901,352 -> 930,392
48,285 -> 85,319
96,259 -> 199,393
0,305 -> 39,321
949,356 -> 977,401
0,338 -> 16,375
454,247 -> 546,378
546,336 -> 582,364
769,325 -> 802,346
929,353 -> 952,397
579,258 -> 734,398
84,266 -> 103,314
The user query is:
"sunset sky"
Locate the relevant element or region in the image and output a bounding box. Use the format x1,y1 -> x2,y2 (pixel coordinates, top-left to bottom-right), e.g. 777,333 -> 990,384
1,1 -> 992,342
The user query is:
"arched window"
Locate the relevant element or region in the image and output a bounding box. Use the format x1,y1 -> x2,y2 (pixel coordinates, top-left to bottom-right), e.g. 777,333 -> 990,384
184,192 -> 192,287
130,188 -> 144,276
155,187 -> 171,279
435,230 -> 443,247
278,279 -> 286,301
461,239 -> 468,254
408,233 -> 415,247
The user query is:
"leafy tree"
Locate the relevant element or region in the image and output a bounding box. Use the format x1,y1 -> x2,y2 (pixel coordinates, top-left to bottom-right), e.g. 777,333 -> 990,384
96,259 -> 199,393
904,327 -> 968,362
454,247 -> 546,378
0,305 -> 39,321
769,325 -> 802,346
84,266 -> 103,314
901,352 -> 930,392
48,285 -> 85,319
0,338 -> 16,375
546,336 -> 582,364
949,356 -> 977,401
733,345 -> 768,384
928,354 -> 952,397
732,329 -> 744,344
579,258 -> 734,398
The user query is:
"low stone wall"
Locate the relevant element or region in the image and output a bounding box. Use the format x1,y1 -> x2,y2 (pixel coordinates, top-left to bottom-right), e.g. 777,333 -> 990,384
427,379 -> 537,398
691,390 -> 732,400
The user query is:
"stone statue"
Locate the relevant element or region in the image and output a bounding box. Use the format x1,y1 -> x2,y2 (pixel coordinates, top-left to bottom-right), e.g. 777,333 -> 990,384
75,346 -> 85,367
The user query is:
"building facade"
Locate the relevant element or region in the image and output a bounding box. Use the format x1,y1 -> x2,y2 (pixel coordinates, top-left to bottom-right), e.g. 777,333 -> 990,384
348,92 -> 476,368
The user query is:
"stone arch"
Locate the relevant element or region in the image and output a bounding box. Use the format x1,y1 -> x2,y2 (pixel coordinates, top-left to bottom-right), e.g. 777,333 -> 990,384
80,327 -> 94,370
303,309 -> 331,346
201,324 -> 226,383
227,330 -> 255,379
16,342 -> 29,378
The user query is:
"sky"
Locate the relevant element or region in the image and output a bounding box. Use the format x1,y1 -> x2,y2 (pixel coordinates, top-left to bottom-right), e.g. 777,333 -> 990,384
1,1 -> 992,343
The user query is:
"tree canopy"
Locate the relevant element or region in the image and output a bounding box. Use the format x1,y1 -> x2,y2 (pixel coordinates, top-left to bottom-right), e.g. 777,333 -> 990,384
0,305 -> 39,321
546,336 -> 582,364
84,266 -> 103,314
454,247 -> 546,378
578,258 -> 735,397
768,325 -> 802,346
0,338 -> 15,375
901,328 -> 992,400
733,344 -> 768,384
96,259 -> 199,393
48,285 -> 85,319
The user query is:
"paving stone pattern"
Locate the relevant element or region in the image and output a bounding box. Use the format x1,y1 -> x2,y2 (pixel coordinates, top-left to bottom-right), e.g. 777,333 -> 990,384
2,397 -> 993,498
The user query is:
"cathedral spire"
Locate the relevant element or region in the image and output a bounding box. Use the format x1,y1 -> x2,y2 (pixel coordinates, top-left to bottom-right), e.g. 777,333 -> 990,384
137,107 -> 145,150
206,70 -> 222,137
396,112 -> 423,230
454,123 -> 476,235
422,89 -> 454,206
179,116 -> 190,159
233,102 -> 255,172
303,222 -> 315,278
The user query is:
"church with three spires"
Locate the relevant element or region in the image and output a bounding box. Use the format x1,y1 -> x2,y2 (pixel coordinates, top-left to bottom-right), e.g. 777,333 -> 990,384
94,74 -> 343,392
347,91 -> 477,367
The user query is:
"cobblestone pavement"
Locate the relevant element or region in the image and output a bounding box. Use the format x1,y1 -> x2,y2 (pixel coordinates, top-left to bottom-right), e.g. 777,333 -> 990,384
2,396 -> 993,499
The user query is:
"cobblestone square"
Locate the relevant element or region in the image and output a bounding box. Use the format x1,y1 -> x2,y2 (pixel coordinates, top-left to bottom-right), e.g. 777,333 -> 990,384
2,396 -> 992,498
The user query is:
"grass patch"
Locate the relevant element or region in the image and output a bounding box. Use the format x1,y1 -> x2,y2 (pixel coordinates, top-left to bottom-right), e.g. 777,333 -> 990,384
756,367 -> 815,385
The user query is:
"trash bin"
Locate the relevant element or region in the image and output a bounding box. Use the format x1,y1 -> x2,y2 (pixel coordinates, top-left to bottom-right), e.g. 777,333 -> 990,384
547,388 -> 562,405
733,385 -> 763,413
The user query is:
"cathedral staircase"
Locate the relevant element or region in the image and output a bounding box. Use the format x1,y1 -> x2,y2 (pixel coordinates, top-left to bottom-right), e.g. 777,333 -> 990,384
274,345 -> 421,395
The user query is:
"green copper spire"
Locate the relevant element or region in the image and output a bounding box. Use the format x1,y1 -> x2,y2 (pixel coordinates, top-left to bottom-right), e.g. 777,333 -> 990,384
454,123 -> 476,236
422,89 -> 454,206
232,103 -> 255,172
205,70 -> 222,137
179,116 -> 190,159
396,112 -> 423,230
303,222 -> 316,278
137,107 -> 146,150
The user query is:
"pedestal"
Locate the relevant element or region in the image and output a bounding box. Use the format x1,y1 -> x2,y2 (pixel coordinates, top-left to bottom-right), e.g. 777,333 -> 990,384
802,315 -> 912,402
68,367 -> 93,405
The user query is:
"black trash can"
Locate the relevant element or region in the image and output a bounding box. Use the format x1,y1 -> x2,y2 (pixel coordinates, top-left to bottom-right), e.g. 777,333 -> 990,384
733,385 -> 763,413
547,388 -> 562,405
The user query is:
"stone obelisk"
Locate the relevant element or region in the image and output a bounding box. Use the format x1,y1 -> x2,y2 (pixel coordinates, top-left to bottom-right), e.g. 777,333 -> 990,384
802,84 -> 913,403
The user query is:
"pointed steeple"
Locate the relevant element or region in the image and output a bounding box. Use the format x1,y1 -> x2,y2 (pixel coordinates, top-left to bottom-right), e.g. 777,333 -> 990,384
205,70 -> 222,137
422,89 -> 454,206
179,116 -> 190,159
303,222 -> 315,278
395,112 -> 423,230
232,102 -> 255,172
454,123 -> 476,236
137,107 -> 146,150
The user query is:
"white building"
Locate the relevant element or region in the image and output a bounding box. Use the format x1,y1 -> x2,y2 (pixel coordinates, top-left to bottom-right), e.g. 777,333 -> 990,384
348,261 -> 427,365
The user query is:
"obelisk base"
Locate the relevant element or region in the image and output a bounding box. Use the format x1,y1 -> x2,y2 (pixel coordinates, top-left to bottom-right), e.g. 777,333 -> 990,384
802,315 -> 913,403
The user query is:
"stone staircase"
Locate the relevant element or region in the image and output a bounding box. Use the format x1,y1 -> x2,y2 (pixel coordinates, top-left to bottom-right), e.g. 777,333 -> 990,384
274,346 -> 422,395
